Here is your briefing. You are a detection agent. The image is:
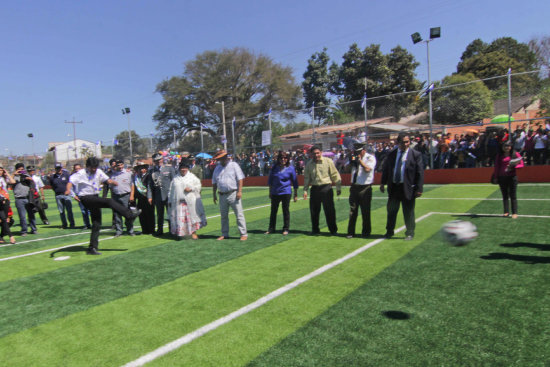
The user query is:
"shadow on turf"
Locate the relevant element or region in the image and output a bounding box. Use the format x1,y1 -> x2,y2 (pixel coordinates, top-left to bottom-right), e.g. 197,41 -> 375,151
382,310 -> 411,320
49,246 -> 128,257
500,242 -> 550,251
480,252 -> 550,264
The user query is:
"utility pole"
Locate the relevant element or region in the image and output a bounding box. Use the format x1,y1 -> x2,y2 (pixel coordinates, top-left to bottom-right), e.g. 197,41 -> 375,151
65,118 -> 83,161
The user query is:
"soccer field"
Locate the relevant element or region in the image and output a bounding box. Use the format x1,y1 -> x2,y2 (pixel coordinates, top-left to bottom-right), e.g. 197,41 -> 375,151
1,184 -> 549,366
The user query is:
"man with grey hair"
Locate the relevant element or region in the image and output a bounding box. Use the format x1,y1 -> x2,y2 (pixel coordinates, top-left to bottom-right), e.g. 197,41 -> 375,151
110,160 -> 135,236
212,150 -> 247,241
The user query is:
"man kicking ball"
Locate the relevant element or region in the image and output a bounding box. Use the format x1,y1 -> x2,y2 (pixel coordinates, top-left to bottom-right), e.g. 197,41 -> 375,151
65,157 -> 141,255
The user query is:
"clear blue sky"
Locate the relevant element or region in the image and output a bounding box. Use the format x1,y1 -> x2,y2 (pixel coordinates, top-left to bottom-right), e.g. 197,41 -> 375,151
1,0 -> 548,156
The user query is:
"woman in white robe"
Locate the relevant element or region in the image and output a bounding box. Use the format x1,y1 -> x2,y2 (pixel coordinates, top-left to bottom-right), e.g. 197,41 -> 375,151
168,160 -> 207,239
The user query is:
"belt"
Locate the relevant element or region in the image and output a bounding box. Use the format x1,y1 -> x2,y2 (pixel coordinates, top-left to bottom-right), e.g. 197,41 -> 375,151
219,190 -> 236,195
352,184 -> 372,187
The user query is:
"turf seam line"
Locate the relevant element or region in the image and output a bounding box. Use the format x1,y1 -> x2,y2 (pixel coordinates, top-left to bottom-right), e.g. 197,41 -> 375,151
121,212 -> 435,367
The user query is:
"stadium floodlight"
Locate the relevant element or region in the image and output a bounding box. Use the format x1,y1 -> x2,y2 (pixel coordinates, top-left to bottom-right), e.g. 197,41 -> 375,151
411,32 -> 422,44
122,107 -> 133,165
430,27 -> 441,39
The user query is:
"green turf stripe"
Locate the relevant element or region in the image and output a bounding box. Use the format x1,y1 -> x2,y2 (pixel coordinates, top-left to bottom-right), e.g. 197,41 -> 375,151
0,185 -> 475,366
0,188 -> 274,257
0,191 -> 392,338
245,190 -> 549,366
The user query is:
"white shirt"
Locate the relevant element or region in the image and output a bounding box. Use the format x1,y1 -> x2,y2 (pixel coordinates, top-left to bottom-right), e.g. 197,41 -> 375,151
351,153 -> 376,185
394,148 -> 408,184
212,161 -> 245,192
534,134 -> 547,149
70,168 -> 109,196
32,175 -> 45,189
0,177 -> 7,191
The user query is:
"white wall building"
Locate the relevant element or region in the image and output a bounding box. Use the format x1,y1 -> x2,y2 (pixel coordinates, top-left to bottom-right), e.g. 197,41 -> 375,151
49,139 -> 102,163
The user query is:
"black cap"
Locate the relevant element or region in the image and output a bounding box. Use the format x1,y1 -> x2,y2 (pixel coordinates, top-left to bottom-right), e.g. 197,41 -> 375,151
26,166 -> 36,171
152,153 -> 162,161
353,143 -> 365,152
55,163 -> 62,169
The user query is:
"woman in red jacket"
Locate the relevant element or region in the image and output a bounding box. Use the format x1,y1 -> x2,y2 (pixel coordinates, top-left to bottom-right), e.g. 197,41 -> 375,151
494,141 -> 524,219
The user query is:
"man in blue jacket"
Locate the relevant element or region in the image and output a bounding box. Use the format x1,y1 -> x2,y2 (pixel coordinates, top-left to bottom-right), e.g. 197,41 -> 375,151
49,163 -> 75,229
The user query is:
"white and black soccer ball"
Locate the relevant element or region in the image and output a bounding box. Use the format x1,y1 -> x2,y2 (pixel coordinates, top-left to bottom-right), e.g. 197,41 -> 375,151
440,220 -> 478,246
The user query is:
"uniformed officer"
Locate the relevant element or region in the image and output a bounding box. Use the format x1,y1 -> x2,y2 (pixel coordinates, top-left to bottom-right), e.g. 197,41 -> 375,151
148,153 -> 176,236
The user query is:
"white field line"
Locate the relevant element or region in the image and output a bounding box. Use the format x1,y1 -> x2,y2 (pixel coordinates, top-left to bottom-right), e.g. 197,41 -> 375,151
432,211 -> 550,219
122,209 -> 550,366
121,213 -> 435,367
423,183 -> 550,187
0,202 -> 275,260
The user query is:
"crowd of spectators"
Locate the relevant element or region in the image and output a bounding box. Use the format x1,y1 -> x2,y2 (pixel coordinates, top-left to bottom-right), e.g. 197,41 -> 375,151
197,122 -> 550,177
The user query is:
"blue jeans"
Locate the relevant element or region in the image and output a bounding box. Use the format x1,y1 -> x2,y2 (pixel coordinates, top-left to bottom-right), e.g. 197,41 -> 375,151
55,195 -> 75,228
15,197 -> 37,234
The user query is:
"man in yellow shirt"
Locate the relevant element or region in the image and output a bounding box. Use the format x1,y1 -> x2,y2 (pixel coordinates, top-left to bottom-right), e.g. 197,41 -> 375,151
303,146 -> 341,235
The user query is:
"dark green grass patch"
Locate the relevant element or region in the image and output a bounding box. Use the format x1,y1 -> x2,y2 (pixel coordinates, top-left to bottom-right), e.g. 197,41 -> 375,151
247,200 -> 549,366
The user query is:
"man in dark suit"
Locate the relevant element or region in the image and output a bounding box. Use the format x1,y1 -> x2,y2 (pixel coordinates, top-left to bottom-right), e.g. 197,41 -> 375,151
380,133 -> 424,240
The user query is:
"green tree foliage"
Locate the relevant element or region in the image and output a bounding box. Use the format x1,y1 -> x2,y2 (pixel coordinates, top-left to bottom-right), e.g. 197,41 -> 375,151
153,47 -> 302,151
432,73 -> 493,124
302,48 -> 332,125
528,35 -> 550,77
113,130 -> 148,161
457,37 -> 539,96
330,44 -> 419,120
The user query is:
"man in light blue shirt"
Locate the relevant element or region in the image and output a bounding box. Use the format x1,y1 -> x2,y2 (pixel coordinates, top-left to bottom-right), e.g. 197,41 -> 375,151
212,150 -> 247,241
110,160 -> 135,236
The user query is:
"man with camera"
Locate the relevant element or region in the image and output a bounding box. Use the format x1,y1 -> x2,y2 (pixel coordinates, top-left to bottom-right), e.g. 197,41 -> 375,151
347,143 -> 376,238
49,163 -> 75,229
27,166 -> 49,225
12,163 -> 38,236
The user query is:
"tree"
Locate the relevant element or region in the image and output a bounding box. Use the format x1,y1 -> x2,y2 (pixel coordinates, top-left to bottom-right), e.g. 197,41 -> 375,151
457,37 -> 539,96
153,48 -> 302,152
302,48 -> 332,125
330,43 -> 419,120
113,130 -> 148,161
432,73 -> 493,124
385,46 -> 421,119
459,39 -> 488,63
528,35 -> 550,77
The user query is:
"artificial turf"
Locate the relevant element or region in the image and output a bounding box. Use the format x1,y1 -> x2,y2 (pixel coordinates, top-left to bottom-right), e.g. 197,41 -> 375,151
0,184 -> 548,366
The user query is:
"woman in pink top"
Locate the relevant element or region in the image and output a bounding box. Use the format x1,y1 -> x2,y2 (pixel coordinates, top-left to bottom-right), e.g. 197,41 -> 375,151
494,141 -> 524,218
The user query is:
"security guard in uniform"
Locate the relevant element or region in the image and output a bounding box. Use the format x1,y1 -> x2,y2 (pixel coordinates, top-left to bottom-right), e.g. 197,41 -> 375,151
148,153 -> 175,236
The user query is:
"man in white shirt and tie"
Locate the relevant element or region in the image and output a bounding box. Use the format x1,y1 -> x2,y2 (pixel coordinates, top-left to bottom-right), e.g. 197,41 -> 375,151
347,143 -> 376,238
380,134 -> 424,240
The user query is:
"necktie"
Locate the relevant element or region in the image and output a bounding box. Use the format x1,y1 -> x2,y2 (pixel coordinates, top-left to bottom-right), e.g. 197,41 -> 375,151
394,151 -> 403,183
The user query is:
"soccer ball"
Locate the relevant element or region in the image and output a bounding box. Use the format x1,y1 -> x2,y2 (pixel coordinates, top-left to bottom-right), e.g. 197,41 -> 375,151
440,220 -> 478,246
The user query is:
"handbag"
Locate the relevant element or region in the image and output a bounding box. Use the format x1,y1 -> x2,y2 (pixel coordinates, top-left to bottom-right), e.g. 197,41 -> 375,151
41,200 -> 48,210
490,172 -> 498,185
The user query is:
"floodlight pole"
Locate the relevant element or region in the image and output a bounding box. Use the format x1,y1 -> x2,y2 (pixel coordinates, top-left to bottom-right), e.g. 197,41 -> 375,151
122,108 -> 133,165
507,70 -> 512,132
426,39 -> 434,169
65,118 -> 83,161
412,28 -> 440,169
311,102 -> 316,144
216,101 -> 228,151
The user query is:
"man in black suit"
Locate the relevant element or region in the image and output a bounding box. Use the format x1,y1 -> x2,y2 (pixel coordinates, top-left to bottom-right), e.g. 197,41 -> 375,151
380,133 -> 424,240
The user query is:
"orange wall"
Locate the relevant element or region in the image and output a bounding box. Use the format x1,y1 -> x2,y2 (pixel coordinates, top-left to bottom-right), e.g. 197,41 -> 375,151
201,165 -> 550,187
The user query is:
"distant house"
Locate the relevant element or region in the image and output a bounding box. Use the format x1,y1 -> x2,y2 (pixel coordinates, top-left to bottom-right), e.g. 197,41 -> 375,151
48,139 -> 102,164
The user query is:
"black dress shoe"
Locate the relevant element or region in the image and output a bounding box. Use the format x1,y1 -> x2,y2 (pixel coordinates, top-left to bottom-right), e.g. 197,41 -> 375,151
86,248 -> 102,255
404,235 -> 414,241
43,221 -> 49,225
129,209 -> 142,219
383,232 -> 394,239
114,232 -> 123,238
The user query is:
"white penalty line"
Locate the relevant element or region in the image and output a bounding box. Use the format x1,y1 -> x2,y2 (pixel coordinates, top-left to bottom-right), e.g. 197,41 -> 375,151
121,212 -> 434,367
0,202 -> 278,261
